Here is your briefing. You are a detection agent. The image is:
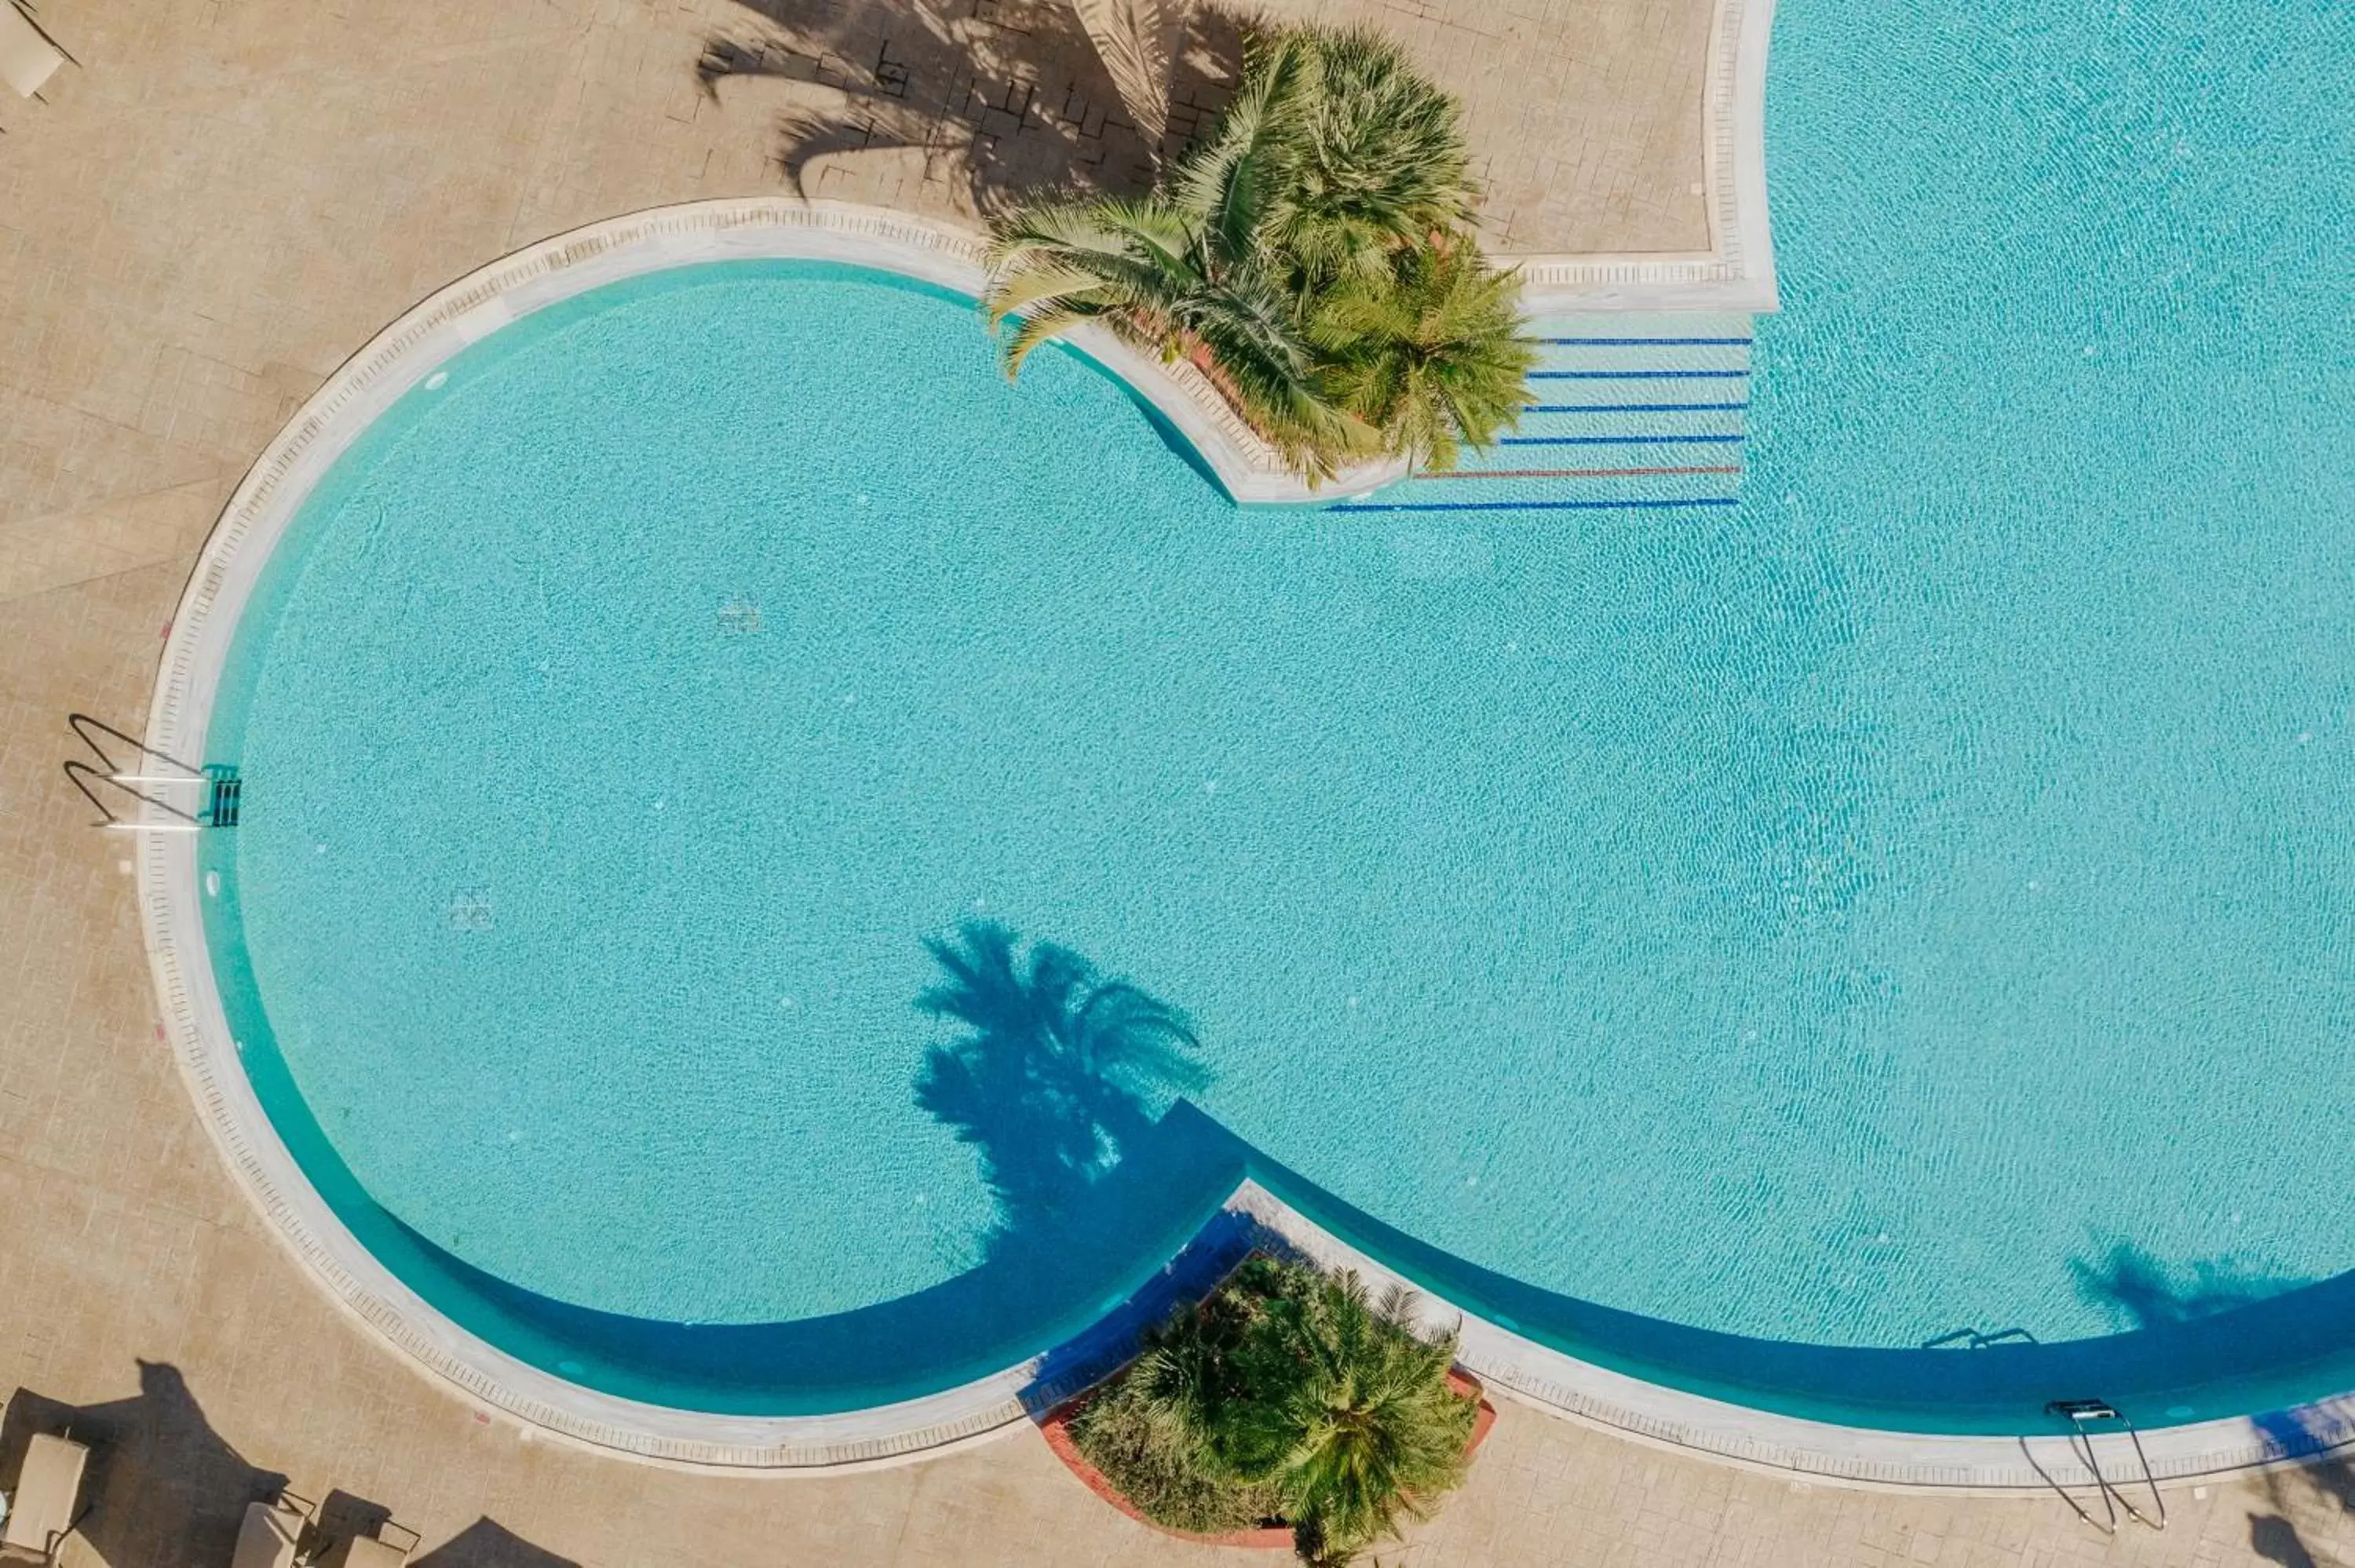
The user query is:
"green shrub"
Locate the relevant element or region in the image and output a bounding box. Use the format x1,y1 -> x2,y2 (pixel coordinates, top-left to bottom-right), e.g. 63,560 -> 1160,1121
1069,1376 -> 1285,1533
1068,1256 -> 1478,1565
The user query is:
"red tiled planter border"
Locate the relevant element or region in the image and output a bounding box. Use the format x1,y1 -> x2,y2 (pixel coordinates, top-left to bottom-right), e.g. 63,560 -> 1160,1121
1038,1369 -> 1498,1551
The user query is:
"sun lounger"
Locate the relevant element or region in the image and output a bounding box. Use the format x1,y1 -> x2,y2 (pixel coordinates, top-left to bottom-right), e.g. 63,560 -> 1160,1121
1,2 -> 67,99
312,1518 -> 418,1568
231,1491 -> 315,1568
313,1534 -> 411,1568
0,1433 -> 89,1565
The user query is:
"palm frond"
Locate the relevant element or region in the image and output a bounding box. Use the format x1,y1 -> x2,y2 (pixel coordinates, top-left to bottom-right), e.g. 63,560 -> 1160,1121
1168,30 -> 1312,269
1071,0 -> 1183,151
982,16 -> 1519,483
1311,239 -> 1535,470
983,195 -> 1207,370
998,304 -> 1100,375
1251,24 -> 1477,290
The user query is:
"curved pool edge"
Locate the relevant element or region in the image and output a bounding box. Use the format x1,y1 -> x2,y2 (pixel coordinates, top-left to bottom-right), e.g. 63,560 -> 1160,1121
131,196 -> 1339,1472
224,197 -> 1409,511
137,195 -> 2353,1482
1223,1154 -> 2355,1493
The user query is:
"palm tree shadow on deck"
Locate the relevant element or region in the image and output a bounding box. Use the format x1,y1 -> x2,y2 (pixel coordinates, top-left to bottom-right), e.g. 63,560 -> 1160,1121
2246,1406 -> 2355,1568
693,0 -> 1251,213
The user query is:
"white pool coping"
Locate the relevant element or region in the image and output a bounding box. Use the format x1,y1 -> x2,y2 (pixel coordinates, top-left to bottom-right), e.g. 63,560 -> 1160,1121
139,199 -> 1311,1474
1229,1184 -> 2355,1495
140,195 -> 2352,1484
1515,0 -> 1780,314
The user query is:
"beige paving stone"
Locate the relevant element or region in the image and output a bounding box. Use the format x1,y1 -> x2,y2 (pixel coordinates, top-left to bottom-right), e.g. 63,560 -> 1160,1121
0,478 -> 232,605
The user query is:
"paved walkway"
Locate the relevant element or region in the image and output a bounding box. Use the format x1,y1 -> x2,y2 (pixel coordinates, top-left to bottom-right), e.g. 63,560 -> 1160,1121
690,0 -> 1717,256
1,0 -> 2349,1563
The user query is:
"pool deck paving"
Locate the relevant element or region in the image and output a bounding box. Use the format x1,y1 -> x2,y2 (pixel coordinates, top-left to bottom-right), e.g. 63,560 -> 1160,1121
0,0 -> 2347,1563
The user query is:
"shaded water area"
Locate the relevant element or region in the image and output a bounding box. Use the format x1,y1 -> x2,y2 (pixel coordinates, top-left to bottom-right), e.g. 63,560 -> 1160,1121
205,904 -> 2355,1430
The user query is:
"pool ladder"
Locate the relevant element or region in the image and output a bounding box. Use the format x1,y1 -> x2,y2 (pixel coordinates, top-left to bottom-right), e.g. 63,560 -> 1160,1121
2021,1398 -> 2167,1534
63,713 -> 239,831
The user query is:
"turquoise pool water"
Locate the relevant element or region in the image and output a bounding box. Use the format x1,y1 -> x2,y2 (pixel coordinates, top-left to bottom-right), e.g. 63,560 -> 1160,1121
202,0 -> 2354,1425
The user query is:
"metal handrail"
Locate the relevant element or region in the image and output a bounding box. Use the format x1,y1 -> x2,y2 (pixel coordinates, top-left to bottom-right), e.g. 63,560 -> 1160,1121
2028,1398 -> 2166,1534
2017,1433 -> 2115,1533
63,713 -> 211,830
67,712 -> 200,777
1922,1326 -> 2037,1350
61,760 -> 203,830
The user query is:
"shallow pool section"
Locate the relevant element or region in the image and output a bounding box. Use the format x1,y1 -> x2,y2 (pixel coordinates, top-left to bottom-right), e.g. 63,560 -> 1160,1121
198,0 -> 2354,1432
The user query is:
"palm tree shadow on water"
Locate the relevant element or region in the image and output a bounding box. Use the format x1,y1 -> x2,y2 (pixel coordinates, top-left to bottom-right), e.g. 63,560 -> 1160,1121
907,920 -> 1267,1398
914,919 -> 1210,1257
2070,1242 -> 2313,1333
358,945 -> 2355,1469
374,921 -> 1254,1413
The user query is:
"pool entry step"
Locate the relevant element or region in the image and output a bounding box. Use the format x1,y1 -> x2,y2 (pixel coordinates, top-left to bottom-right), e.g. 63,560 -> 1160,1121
204,765 -> 243,827
1332,311 -> 1753,515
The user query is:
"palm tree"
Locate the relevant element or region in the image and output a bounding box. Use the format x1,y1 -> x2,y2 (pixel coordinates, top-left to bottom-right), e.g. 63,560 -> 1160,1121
982,196 -> 1376,476
984,20 -> 1524,483
1072,1295 -> 1287,1533
1219,1271 -> 1477,1565
1241,25 -> 1478,291
1072,1260 -> 1481,1563
1312,237 -> 1537,471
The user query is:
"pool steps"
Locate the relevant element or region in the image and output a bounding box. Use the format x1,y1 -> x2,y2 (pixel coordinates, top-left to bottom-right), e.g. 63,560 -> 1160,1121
1331,315 -> 1753,515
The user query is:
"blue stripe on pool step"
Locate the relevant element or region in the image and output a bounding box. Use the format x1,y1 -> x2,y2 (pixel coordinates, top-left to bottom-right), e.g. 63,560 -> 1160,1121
1524,402 -> 1750,414
1499,434 -> 1747,447
1332,498 -> 1742,514
1536,337 -> 1753,346
1361,326 -> 1755,509
1531,370 -> 1751,381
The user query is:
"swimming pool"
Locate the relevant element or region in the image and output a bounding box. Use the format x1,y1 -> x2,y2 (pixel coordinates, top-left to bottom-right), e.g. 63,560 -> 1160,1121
175,0 -> 2352,1449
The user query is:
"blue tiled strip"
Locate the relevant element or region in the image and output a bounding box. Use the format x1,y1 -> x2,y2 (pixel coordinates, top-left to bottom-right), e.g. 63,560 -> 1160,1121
1499,434 -> 1748,447
1530,370 -> 1752,381
1526,402 -> 1751,414
1333,498 -> 1743,513
1534,337 -> 1754,346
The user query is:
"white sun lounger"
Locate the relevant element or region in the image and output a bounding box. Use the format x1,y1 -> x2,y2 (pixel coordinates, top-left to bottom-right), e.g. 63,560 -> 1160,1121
2,2 -> 68,99
232,1492 -> 315,1568
314,1533 -> 412,1568
0,1433 -> 89,1566
312,1516 -> 419,1568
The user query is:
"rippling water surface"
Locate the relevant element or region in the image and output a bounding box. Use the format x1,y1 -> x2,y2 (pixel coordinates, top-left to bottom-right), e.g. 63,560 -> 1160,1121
211,0 -> 2353,1391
